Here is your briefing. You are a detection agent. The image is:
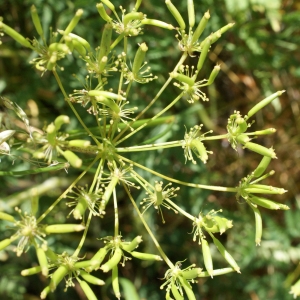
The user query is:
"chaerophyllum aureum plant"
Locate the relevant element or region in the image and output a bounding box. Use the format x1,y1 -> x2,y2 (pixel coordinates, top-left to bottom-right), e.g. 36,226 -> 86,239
0,0 -> 293,299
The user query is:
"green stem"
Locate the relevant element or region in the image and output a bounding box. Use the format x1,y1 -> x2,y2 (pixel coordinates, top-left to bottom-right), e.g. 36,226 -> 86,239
52,70 -> 101,146
116,140 -> 182,153
115,92 -> 184,145
113,188 -> 119,237
122,183 -> 174,269
118,154 -> 237,193
165,199 -> 194,221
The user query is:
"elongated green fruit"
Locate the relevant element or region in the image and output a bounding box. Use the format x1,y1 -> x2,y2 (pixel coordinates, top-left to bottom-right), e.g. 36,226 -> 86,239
31,5 -> 43,37
122,236 -> 143,252
40,286 -> 50,299
170,72 -> 195,86
86,247 -> 108,272
130,251 -> 162,261
210,234 -> 240,273
236,134 -> 251,144
191,11 -> 210,44
171,281 -> 184,300
88,90 -> 125,101
201,237 -> 213,277
141,19 -> 174,30
198,267 -> 235,277
74,260 -> 99,269
54,115 -> 70,131
165,0 -> 186,30
80,271 -> 105,285
178,276 -> 196,300
124,12 -> 144,26
98,23 -> 112,61
0,212 -> 15,222
101,0 -> 115,11
50,265 -> 69,291
21,266 -> 42,276
247,90 -> 285,119
44,224 -> 85,234
243,142 -> 277,158
67,140 -> 91,148
244,187 -> 286,195
112,266 -> 121,299
253,156 -> 272,177
132,42 -> 148,76
0,238 -> 12,251
100,247 -> 123,272
72,39 -> 86,56
182,268 -> 202,279
36,247 -> 48,276
249,195 -> 289,210
73,197 -> 88,220
197,36 -> 211,71
68,33 -> 91,51
249,204 -> 262,246
64,9 -> 83,35
62,150 -> 83,168
187,0 -> 195,28
207,65 -> 220,85
0,21 -> 32,48
78,279 -> 98,300
96,3 -> 112,22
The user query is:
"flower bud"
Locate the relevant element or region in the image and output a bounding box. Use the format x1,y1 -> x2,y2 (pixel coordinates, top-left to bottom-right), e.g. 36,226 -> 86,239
165,0 -> 186,30
48,43 -> 69,54
44,224 -> 85,234
96,3 -> 112,22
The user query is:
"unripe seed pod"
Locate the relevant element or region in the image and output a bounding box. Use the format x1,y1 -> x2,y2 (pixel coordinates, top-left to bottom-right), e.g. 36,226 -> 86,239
249,203 -> 262,246
0,212 -> 15,222
31,5 -> 43,37
21,266 -> 42,276
64,36 -> 74,52
112,266 -> 121,299
243,142 -> 277,158
251,128 -> 276,135
132,42 -> 148,76
246,90 -> 285,119
170,72 -> 195,86
178,276 -> 196,300
46,53 -> 57,71
78,279 -> 98,300
64,9 -> 84,36
244,186 -> 286,195
165,0 -> 186,30
187,0 -> 195,28
201,238 -> 213,277
46,122 -> 56,145
44,224 -> 85,234
198,267 -> 235,277
101,175 -> 119,210
54,115 -> 70,131
98,23 -> 112,62
191,11 -> 210,44
101,0 -> 115,11
45,248 -> 58,263
197,36 -> 211,71
236,134 -> 250,145
141,19 -> 174,30
100,247 -> 123,272
62,150 -> 82,168
236,117 -> 248,133
68,140 -> 91,148
190,139 -> 209,164
96,3 -> 112,22
80,271 -> 105,285
249,195 -> 288,210
182,268 -> 202,279
87,247 -> 108,272
40,286 -> 50,299
88,90 -> 125,101
48,43 -> 69,54
0,21 -> 32,48
73,197 -> 88,220
98,56 -> 108,73
124,12 -> 144,26
206,65 -> 220,85
74,260 -> 98,269
68,33 -> 91,51
72,39 -> 87,56
121,235 -> 143,252
171,281 -> 184,300
0,238 -> 12,251
130,251 -> 162,261
36,247 -> 48,276
50,265 -> 69,291
210,234 -> 240,273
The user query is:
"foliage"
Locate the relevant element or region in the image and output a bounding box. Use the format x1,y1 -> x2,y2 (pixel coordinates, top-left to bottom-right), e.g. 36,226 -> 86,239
0,0 -> 299,299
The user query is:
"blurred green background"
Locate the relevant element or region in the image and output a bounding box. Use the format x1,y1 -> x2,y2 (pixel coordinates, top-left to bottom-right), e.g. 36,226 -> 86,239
0,0 -> 300,299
